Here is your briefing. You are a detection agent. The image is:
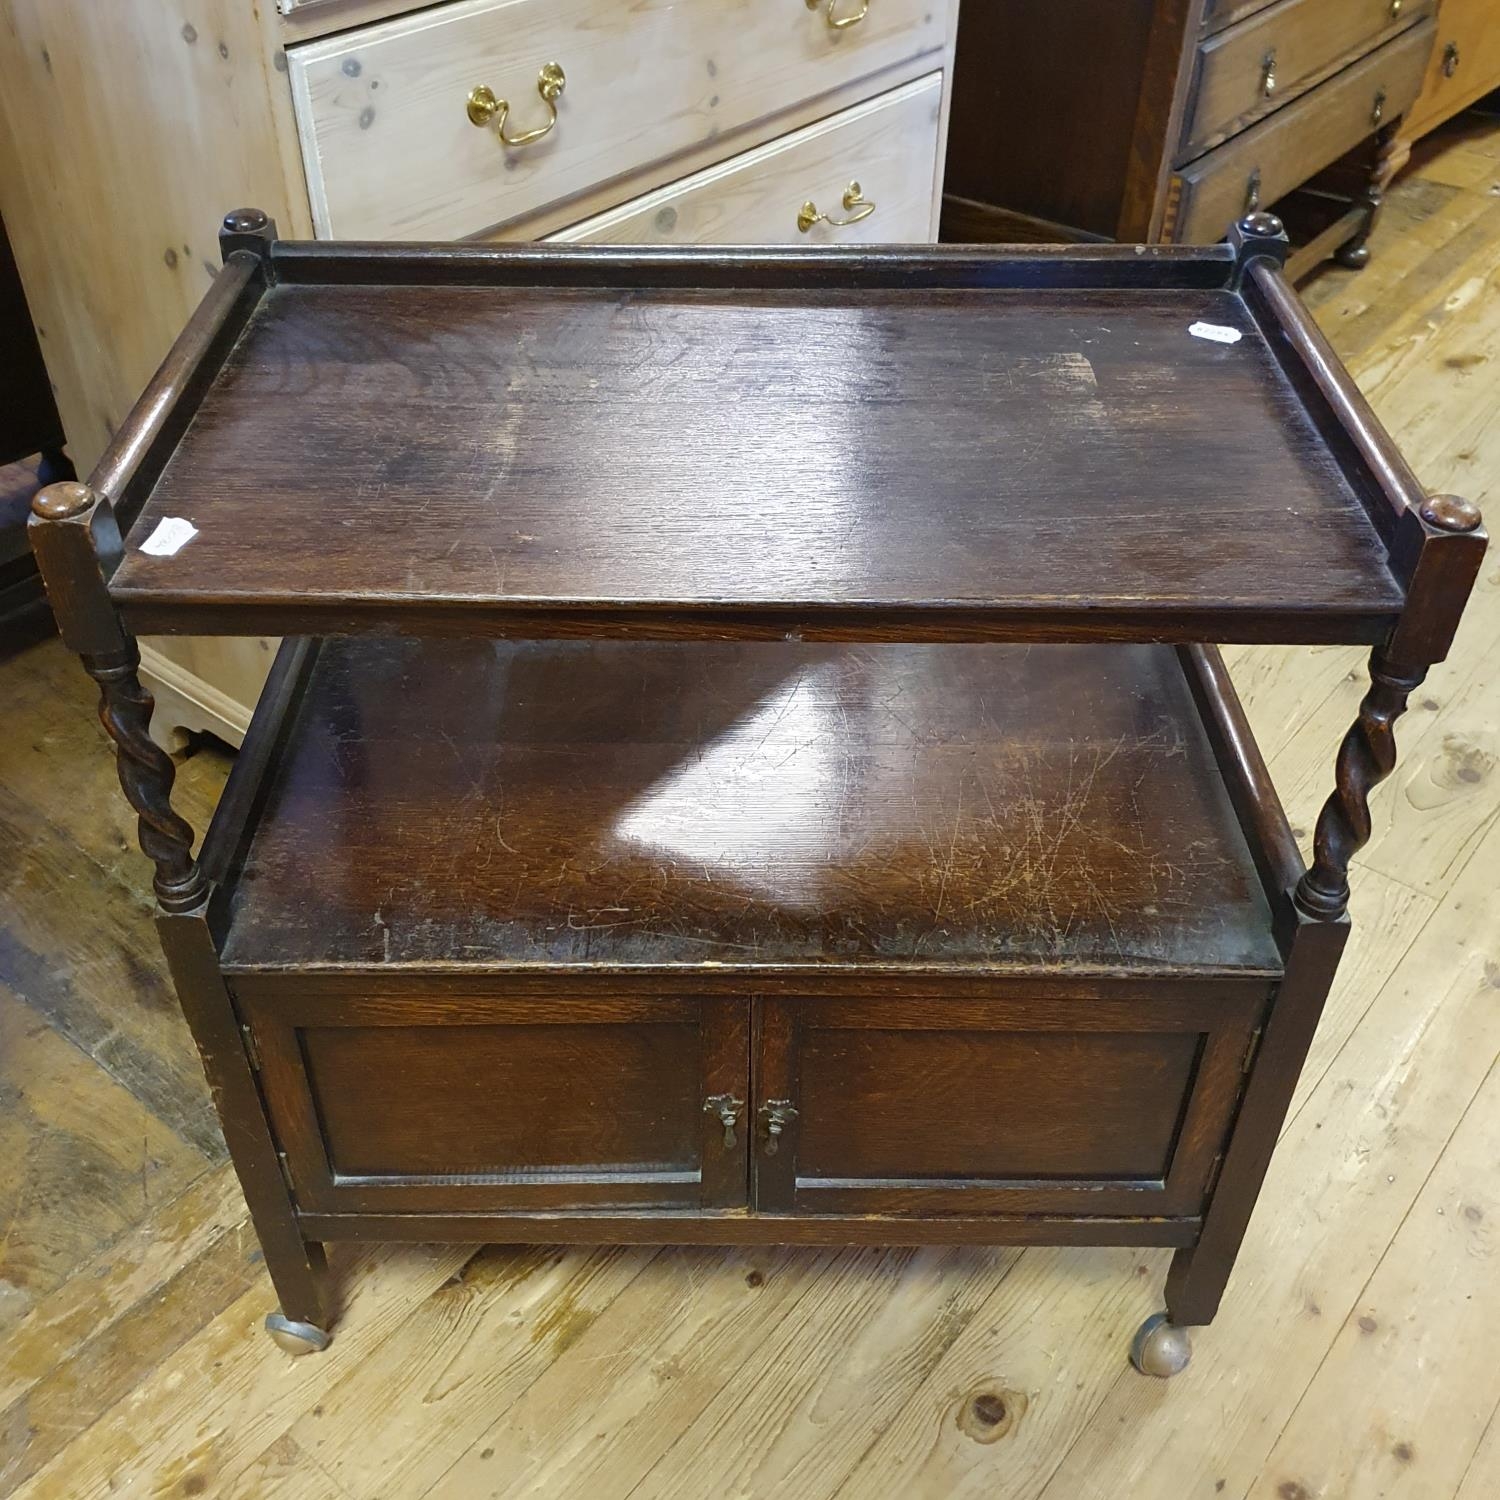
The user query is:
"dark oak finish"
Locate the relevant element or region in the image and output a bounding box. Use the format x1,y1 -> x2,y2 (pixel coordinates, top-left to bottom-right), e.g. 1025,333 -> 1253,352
1166,904 -> 1347,1324
90,254 -> 265,537
298,1212 -> 1202,1249
26,482 -> 207,911
155,907 -> 331,1332
944,0 -> 1438,276
110,261 -> 1402,643
1183,0 -> 1435,158
25,228 -> 1486,1362
1169,23 -> 1433,245
241,989 -> 750,1215
219,638 -> 1283,976
1178,643 -> 1304,899
752,991 -> 1261,1217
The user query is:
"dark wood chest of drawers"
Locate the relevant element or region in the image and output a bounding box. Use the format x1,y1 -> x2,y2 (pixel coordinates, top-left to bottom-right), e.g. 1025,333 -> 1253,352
944,0 -> 1438,276
29,213 -> 1485,1373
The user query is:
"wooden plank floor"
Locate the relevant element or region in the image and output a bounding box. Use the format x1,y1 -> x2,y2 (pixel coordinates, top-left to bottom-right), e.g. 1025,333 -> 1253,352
2,118 -> 1498,1499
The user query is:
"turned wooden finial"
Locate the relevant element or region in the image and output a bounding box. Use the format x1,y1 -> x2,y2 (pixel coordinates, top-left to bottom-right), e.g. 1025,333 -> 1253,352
1237,211 -> 1287,242
1228,212 -> 1289,287
222,206 -> 270,234
220,207 -> 278,265
1419,493 -> 1483,534
32,479 -> 98,521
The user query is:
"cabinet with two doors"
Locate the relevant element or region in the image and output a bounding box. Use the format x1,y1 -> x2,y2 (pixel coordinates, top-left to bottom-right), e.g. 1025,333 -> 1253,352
0,0 -> 959,749
236,977 -> 1264,1228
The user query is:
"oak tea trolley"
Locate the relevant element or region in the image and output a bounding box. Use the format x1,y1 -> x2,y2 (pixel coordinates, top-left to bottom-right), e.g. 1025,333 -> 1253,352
30,209 -> 1485,1374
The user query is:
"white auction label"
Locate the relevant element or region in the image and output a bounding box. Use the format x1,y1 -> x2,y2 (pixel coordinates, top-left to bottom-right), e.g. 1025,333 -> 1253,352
139,517 -> 199,557
1188,321 -> 1244,345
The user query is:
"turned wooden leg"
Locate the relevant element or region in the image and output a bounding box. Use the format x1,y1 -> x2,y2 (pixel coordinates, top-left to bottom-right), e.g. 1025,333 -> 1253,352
1295,649 -> 1425,919
86,642 -> 210,912
29,480 -> 330,1353
32,481 -> 209,911
1335,124 -> 1406,270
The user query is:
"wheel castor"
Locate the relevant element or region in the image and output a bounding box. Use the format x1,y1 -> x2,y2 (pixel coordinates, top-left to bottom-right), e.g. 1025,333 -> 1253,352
1334,241 -> 1371,270
265,1312 -> 332,1355
1130,1312 -> 1192,1378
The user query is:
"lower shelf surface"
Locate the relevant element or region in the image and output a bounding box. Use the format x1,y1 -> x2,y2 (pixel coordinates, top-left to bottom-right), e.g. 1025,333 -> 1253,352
220,639 -> 1282,976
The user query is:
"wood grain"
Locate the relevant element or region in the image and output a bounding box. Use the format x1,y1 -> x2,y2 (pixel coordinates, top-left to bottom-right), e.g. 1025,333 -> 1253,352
553,73 -> 945,246
288,0 -> 953,239
1400,0 -> 1500,141
0,988 -> 204,1341
218,639 -> 1282,974
1,106 -> 1497,1500
1245,1048 -> 1500,1500
111,271 -> 1403,641
1181,0 -> 1436,160
1170,21 -> 1434,243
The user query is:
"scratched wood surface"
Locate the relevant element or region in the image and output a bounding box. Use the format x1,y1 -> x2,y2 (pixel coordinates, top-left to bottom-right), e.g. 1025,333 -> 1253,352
2,113 -> 1498,1499
112,277 -> 1406,640
220,638 -> 1279,973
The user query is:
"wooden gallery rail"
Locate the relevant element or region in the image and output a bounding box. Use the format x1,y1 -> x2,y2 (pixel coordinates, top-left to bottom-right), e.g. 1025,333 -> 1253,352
29,210 -> 1485,1374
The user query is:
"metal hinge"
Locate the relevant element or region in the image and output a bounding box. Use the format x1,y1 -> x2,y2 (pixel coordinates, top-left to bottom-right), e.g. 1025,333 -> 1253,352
1204,1152 -> 1225,1199
240,1023 -> 262,1072
1241,1026 -> 1264,1075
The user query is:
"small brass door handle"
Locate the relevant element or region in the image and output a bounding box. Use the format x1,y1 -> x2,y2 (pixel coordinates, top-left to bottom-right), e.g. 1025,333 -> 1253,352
467,63 -> 566,147
1261,48 -> 1277,97
807,0 -> 869,29
1443,41 -> 1461,78
703,1094 -> 743,1150
1244,167 -> 1262,213
1390,0 -> 1401,15
759,1099 -> 799,1155
798,181 -> 876,233
1371,87 -> 1387,126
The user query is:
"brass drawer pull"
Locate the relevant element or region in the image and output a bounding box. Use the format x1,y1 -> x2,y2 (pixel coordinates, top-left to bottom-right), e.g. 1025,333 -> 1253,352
467,62 -> 566,148
1390,0 -> 1402,15
1443,41 -> 1460,78
759,1099 -> 799,1155
1261,48 -> 1277,98
807,0 -> 869,29
798,180 -> 876,232
703,1093 -> 743,1150
1371,87 -> 1387,126
1245,167 -> 1262,213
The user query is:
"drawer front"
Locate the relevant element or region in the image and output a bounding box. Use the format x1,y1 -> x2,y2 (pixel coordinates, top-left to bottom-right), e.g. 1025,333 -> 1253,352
552,74 -> 943,246
1169,18 -> 1434,244
240,989 -> 749,1214
1184,0 -> 1435,159
752,990 -> 1264,1219
288,0 -> 952,240
1202,0 -> 1279,36
1405,0 -> 1500,138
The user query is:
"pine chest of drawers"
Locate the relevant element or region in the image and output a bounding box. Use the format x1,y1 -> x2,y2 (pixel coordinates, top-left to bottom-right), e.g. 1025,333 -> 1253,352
0,0 -> 959,749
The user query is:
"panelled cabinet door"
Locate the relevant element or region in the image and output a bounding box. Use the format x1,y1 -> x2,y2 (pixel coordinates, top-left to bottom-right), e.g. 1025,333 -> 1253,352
237,987 -> 749,1214
752,990 -> 1265,1219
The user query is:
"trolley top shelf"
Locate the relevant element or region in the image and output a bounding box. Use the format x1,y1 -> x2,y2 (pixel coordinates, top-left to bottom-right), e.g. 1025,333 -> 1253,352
95,228 -> 1426,644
